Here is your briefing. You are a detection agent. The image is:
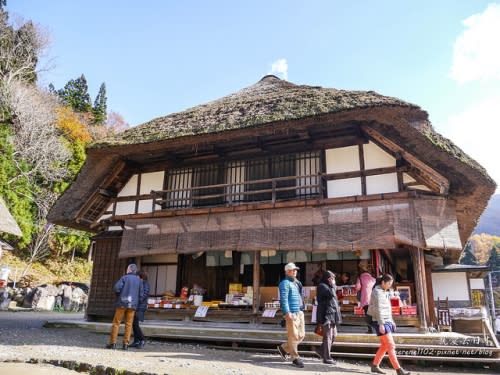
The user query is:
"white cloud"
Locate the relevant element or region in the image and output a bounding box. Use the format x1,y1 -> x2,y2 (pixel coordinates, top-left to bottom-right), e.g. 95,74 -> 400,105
270,59 -> 288,80
445,96 -> 500,188
450,3 -> 500,83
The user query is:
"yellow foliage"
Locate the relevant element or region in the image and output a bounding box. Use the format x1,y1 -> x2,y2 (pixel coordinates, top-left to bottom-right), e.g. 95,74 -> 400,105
467,233 -> 500,263
55,107 -> 91,143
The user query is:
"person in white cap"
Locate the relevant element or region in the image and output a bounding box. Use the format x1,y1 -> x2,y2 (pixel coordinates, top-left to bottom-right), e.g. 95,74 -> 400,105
277,262 -> 305,368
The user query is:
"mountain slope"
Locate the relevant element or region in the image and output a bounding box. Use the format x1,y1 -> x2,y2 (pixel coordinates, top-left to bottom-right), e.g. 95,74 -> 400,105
474,194 -> 500,235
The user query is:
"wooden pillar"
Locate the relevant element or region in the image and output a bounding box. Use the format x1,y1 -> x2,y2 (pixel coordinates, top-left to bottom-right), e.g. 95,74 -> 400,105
252,251 -> 261,314
411,247 -> 429,331
231,251 -> 241,282
425,262 -> 436,326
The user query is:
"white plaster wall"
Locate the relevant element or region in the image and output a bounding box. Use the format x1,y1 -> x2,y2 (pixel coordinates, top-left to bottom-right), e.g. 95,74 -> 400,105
366,173 -> 399,194
325,146 -> 360,173
140,171 -> 164,194
327,177 -> 362,198
115,201 -> 136,215
363,142 -> 395,169
431,272 -> 469,301
403,173 -> 416,183
470,278 -> 485,290
137,199 -> 153,213
118,174 -> 138,196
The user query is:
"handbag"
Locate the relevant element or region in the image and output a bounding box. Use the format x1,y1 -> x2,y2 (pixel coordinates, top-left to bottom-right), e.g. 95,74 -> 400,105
314,324 -> 324,337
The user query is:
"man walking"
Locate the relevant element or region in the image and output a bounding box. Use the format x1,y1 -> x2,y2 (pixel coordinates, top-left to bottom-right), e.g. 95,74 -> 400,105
106,263 -> 143,350
277,262 -> 305,368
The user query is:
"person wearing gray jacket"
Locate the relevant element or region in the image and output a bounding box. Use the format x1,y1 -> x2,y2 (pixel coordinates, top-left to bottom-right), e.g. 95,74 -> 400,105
106,263 -> 143,350
367,274 -> 410,375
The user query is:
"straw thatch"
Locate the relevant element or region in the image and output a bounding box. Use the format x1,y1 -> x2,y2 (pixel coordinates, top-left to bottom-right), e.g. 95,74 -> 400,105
0,197 -> 22,237
48,76 -> 496,245
92,75 -> 416,148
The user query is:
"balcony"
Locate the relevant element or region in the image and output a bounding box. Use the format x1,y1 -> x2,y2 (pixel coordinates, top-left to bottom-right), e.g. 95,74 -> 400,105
151,173 -> 323,212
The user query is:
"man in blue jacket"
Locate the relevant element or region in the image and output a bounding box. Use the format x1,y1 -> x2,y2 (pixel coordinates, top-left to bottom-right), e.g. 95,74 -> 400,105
106,263 -> 143,350
277,262 -> 305,368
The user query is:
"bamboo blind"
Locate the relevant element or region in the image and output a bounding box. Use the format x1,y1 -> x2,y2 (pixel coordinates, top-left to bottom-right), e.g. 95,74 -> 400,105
118,197 -> 461,258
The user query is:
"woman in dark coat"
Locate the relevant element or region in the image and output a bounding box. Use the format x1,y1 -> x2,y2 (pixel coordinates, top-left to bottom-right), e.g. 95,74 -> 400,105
315,270 -> 342,365
130,270 -> 150,348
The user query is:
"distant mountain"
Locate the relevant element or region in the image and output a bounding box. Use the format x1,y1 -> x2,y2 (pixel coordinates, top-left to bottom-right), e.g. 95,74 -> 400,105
474,194 -> 500,236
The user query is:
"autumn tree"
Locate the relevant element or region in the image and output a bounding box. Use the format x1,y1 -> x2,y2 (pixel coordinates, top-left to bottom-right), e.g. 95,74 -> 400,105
0,4 -> 92,272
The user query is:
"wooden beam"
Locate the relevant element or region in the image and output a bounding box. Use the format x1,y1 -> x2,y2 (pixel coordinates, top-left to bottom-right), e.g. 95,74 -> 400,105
252,251 -> 261,314
359,144 -> 366,195
361,126 -> 449,195
323,166 -> 407,181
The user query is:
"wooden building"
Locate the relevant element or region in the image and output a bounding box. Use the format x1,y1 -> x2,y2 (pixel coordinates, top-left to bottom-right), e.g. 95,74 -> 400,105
0,197 -> 22,261
48,76 -> 496,330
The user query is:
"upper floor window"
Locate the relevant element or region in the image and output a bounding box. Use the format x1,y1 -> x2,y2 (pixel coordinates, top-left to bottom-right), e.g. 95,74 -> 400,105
164,151 -> 321,208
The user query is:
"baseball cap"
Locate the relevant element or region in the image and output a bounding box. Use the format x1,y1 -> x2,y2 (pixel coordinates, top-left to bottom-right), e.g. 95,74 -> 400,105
284,262 -> 300,272
127,263 -> 137,274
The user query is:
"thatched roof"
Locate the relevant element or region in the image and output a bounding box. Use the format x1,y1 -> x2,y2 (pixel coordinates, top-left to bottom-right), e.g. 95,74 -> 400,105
92,75 -> 416,148
0,197 -> 22,237
48,76 -> 496,245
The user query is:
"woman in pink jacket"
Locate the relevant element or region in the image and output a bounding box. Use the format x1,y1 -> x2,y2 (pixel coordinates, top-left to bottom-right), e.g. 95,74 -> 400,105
355,260 -> 376,333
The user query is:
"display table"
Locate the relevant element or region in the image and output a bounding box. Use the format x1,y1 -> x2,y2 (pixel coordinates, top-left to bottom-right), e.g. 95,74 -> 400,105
450,307 -> 487,336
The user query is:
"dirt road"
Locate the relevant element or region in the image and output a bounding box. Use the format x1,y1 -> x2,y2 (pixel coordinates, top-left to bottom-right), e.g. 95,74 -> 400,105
0,311 -> 497,375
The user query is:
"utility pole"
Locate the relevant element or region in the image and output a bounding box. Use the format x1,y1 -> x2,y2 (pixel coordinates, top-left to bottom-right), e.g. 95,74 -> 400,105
488,270 -> 499,333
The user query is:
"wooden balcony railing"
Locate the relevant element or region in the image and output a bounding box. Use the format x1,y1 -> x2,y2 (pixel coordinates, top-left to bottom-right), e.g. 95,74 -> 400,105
150,173 -> 323,211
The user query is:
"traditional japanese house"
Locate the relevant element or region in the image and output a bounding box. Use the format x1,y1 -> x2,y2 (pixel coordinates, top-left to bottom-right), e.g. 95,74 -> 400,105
48,75 -> 496,330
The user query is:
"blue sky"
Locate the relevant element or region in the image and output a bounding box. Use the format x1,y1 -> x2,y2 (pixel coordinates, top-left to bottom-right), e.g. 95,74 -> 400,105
6,1 -> 500,192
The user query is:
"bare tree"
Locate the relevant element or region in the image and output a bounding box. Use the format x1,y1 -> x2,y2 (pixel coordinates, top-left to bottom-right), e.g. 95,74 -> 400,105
88,110 -> 130,140
106,111 -> 130,134
0,9 -> 50,85
2,80 -> 70,183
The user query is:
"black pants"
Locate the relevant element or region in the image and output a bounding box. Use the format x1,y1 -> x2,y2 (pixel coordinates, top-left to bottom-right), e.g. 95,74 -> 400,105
132,314 -> 144,342
363,305 -> 373,332
318,322 -> 337,360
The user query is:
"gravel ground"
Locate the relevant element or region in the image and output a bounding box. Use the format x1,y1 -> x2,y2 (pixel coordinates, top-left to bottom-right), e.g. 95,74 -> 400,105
0,311 -> 497,375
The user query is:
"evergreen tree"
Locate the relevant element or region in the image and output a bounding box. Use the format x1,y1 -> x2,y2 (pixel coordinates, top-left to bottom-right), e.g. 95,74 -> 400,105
57,74 -> 92,112
487,246 -> 500,271
460,242 -> 478,265
48,83 -> 56,95
92,82 -> 107,125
